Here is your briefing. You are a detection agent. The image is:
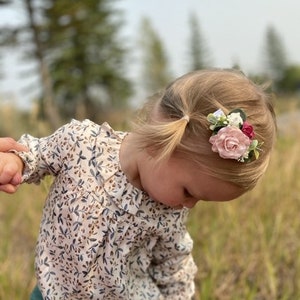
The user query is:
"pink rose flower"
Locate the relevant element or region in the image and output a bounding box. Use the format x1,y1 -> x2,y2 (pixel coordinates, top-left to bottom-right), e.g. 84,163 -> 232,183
242,121 -> 255,139
209,126 -> 251,160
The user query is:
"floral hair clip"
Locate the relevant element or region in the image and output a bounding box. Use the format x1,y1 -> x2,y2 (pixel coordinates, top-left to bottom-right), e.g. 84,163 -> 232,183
207,108 -> 262,162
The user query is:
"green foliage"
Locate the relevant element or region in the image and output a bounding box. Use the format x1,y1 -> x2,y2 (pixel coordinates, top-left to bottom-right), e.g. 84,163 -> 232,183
187,13 -> 211,71
41,0 -> 133,123
278,65 -> 300,93
139,17 -> 172,95
263,26 -> 288,83
0,0 -> 133,125
0,53 -> 2,80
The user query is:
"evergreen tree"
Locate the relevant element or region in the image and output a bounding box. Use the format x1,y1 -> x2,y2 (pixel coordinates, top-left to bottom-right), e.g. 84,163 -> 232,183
0,0 -> 61,129
278,65 -> 300,93
263,25 -> 288,83
0,0 -> 132,125
0,53 -> 3,81
42,0 -> 132,122
25,0 -> 61,129
187,13 -> 211,71
139,17 -> 172,95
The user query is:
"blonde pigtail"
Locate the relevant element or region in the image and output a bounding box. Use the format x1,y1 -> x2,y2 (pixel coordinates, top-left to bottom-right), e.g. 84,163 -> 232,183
143,116 -> 189,162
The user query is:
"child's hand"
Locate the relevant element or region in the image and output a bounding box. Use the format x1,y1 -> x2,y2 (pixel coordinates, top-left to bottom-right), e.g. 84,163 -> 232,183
0,153 -> 25,194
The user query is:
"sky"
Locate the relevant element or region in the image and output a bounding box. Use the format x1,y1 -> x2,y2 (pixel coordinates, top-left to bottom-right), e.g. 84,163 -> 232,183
1,0 -> 300,108
117,0 -> 300,74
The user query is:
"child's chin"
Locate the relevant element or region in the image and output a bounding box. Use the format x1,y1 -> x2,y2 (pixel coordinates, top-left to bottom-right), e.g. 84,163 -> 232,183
171,205 -> 184,209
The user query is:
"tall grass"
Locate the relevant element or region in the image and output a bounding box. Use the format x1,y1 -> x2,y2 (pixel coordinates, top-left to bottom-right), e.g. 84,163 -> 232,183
0,184 -> 45,299
1,99 -> 300,299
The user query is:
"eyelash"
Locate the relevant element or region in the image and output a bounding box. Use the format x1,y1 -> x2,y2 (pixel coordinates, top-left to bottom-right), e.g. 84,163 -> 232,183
184,188 -> 192,198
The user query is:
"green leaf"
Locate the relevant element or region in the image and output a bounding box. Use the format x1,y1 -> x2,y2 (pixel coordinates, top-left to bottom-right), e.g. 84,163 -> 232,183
207,113 -> 217,124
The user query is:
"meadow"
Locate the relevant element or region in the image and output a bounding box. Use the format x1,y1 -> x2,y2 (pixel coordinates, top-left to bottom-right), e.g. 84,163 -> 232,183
0,98 -> 300,299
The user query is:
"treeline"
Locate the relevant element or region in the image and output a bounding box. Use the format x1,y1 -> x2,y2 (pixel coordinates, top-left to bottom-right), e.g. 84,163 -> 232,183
0,0 -> 299,129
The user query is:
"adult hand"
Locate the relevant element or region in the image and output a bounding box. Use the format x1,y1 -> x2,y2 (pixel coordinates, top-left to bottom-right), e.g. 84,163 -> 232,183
0,137 -> 27,193
0,137 -> 28,152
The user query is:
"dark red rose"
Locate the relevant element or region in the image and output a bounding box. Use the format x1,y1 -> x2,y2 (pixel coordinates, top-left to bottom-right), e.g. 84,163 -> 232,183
242,121 -> 255,139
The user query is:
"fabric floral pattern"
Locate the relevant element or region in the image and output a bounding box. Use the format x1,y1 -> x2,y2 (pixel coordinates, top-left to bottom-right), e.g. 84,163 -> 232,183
17,119 -> 197,300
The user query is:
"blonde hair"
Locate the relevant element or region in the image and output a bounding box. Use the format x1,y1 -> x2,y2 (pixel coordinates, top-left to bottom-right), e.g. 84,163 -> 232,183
133,69 -> 277,191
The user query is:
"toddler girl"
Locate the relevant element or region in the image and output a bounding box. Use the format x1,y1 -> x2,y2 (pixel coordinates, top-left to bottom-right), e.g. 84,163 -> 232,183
0,69 -> 277,299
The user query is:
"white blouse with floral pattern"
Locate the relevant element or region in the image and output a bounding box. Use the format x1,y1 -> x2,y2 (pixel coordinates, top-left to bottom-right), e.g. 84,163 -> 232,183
17,119 -> 197,300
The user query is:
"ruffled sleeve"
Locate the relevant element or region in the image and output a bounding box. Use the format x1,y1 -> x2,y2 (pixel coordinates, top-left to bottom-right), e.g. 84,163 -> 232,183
16,119 -> 99,184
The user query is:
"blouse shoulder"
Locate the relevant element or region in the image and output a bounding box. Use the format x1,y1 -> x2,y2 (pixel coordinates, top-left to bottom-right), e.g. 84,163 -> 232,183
57,119 -> 127,145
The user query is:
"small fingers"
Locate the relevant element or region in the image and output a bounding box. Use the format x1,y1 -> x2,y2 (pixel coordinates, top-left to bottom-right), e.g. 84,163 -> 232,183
0,153 -> 23,186
0,165 -> 17,185
10,173 -> 22,186
0,183 -> 19,194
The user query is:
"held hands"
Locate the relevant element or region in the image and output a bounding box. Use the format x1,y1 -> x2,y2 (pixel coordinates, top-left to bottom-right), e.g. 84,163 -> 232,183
0,138 -> 28,194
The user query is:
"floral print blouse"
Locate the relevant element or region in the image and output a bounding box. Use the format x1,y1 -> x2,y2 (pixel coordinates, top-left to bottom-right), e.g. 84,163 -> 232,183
17,119 -> 197,300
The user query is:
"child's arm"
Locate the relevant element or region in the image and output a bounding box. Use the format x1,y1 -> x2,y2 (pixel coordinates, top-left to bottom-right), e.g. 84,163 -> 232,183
149,229 -> 197,299
0,152 -> 24,193
15,119 -> 95,185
